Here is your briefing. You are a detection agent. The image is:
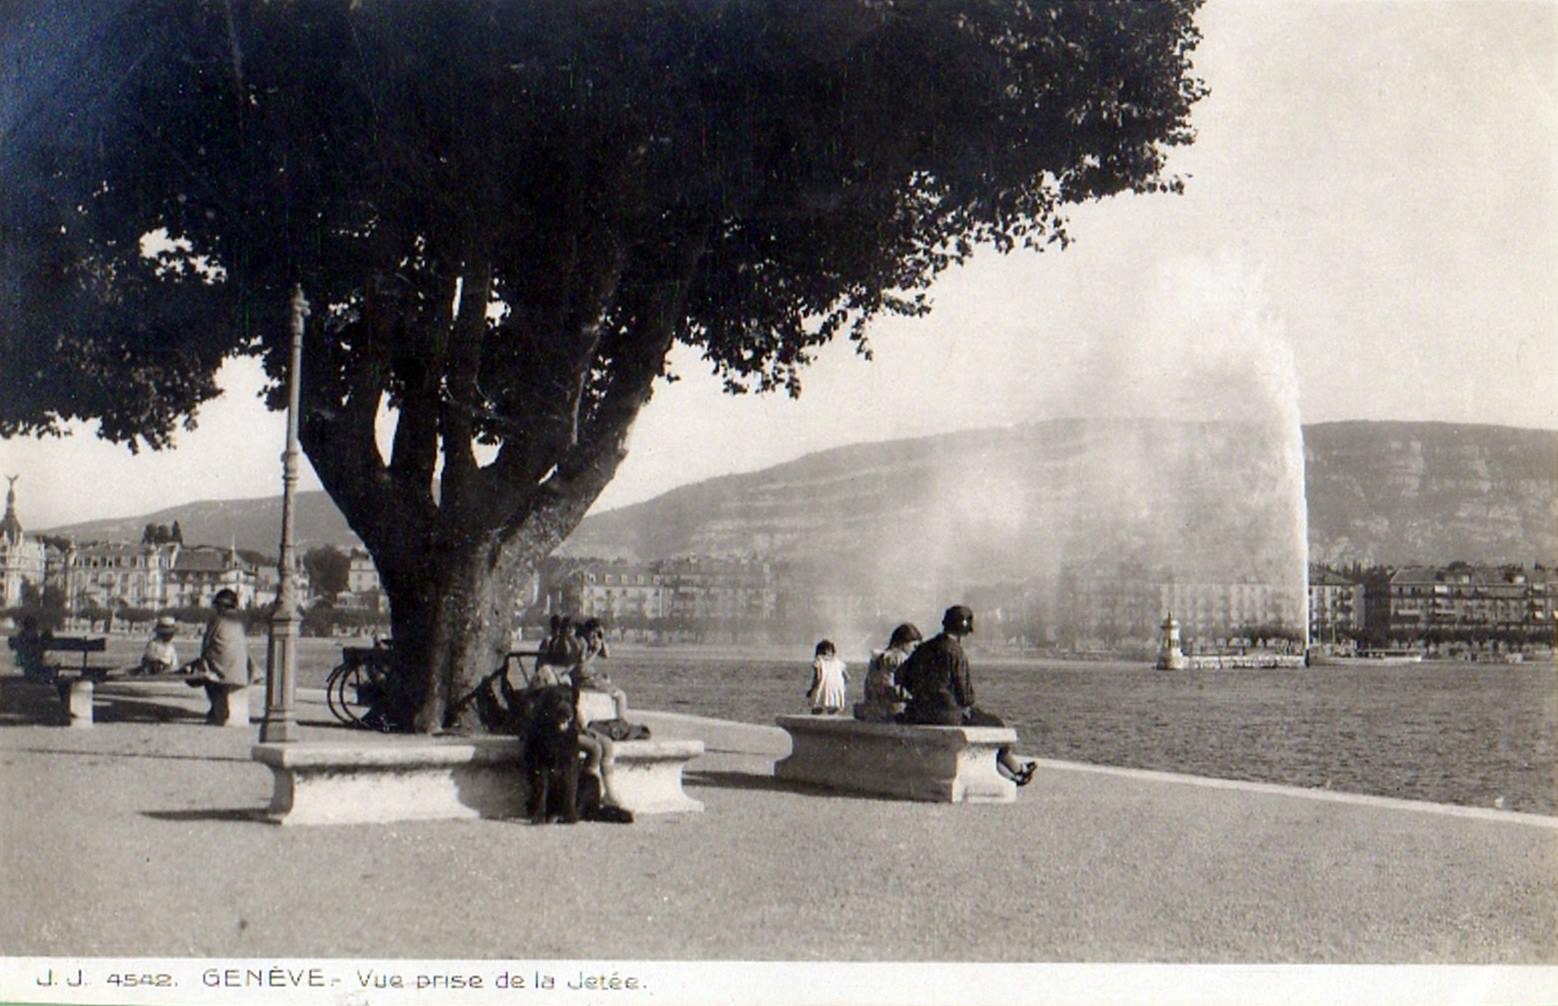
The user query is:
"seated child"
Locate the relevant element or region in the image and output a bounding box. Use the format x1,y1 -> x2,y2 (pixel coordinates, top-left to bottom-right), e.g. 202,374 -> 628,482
569,617 -> 628,721
136,616 -> 179,675
855,623 -> 921,722
534,614 -> 580,688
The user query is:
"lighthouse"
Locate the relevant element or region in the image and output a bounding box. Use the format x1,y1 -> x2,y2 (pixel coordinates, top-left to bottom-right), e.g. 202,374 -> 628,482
1156,611 -> 1186,670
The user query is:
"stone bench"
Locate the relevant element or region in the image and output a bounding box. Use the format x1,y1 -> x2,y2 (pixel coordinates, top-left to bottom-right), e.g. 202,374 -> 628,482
575,687 -> 619,725
251,736 -> 705,826
53,674 -> 253,729
773,715 -> 1019,803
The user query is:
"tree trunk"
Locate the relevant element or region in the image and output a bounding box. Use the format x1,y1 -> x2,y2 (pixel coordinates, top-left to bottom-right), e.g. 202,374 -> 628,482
376,533 -> 548,733
297,225 -> 711,735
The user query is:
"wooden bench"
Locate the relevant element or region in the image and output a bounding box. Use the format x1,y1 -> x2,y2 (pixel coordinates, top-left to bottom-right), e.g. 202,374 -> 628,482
251,736 -> 705,826
7,634 -> 107,679
5,635 -> 133,728
773,715 -> 1019,803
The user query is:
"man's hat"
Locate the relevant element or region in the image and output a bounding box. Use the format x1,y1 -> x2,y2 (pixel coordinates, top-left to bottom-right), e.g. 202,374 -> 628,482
942,605 -> 975,634
212,588 -> 239,609
155,615 -> 176,630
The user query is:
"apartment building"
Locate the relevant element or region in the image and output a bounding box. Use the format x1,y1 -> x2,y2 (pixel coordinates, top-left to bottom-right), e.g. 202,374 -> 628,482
1308,565 -> 1364,643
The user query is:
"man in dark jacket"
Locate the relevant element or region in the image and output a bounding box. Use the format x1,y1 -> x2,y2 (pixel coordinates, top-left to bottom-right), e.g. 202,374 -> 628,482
897,604 -> 1037,786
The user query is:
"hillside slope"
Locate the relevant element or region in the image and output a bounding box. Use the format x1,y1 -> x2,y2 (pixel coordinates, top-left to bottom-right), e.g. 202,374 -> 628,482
42,420 -> 1556,569
44,491 -> 358,556
563,420 -> 1556,570
1303,421 -> 1556,565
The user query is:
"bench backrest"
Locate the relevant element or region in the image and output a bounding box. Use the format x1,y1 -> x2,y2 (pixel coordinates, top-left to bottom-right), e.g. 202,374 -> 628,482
42,637 -> 107,653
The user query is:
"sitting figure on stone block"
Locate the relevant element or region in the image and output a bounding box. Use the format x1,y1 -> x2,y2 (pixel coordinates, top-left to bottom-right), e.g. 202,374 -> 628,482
534,614 -> 582,688
806,639 -> 848,715
569,617 -> 629,721
897,605 -> 1037,787
854,622 -> 921,722
135,616 -> 179,675
10,616 -> 51,681
181,589 -> 255,724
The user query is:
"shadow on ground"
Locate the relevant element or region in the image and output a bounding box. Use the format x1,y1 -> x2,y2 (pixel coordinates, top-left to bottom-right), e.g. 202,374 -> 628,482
0,675 -> 354,732
684,768 -> 907,804
4,746 -> 254,763
142,807 -> 272,824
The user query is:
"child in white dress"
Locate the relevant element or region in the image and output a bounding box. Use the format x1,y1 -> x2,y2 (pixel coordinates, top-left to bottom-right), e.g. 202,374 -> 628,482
807,639 -> 848,715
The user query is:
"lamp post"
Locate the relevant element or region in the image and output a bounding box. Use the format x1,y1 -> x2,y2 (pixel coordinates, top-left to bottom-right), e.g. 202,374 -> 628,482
260,285 -> 309,742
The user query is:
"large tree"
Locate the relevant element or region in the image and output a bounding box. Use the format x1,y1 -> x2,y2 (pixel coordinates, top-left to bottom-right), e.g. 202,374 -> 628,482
2,1 -> 1206,730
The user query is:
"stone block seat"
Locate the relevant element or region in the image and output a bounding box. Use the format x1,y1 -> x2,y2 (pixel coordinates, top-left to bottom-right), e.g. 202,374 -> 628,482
773,714 -> 1018,803
251,735 -> 705,826
52,672 -> 253,729
575,687 -> 619,725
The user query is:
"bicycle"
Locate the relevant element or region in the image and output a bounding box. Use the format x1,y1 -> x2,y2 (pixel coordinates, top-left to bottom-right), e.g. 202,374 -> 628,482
325,639 -> 396,731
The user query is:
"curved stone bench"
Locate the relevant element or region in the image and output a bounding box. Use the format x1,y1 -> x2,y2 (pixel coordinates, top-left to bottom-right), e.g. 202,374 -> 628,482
774,715 -> 1018,803
251,736 -> 704,826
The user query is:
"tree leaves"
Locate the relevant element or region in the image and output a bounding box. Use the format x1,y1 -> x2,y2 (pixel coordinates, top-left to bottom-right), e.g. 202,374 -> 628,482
4,1 -> 1205,448
2,0 -> 1207,566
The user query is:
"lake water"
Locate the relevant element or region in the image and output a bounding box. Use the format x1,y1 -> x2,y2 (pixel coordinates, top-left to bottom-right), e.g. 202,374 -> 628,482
600,649 -> 1558,816
140,635 -> 1553,816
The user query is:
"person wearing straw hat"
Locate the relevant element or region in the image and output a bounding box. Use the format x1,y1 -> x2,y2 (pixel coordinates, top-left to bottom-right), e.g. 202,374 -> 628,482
134,615 -> 180,675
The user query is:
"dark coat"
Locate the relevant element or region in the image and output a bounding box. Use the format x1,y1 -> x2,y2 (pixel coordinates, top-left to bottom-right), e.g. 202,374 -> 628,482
897,632 -> 974,726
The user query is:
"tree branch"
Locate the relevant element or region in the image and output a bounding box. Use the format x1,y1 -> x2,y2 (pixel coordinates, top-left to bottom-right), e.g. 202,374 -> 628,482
298,316 -> 426,559
499,220 -> 708,551
386,271 -> 453,504
481,228 -> 626,512
438,255 -> 492,522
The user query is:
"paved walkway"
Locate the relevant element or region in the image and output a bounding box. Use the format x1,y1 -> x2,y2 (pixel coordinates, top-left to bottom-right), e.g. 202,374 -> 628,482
0,676 -> 1554,964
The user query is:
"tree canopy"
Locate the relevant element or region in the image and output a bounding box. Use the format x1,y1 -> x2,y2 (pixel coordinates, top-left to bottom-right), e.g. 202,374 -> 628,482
302,544 -> 351,598
1,0 -> 1207,728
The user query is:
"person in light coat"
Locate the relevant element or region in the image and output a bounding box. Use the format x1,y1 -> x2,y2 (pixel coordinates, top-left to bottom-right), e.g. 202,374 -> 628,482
183,589 -> 255,724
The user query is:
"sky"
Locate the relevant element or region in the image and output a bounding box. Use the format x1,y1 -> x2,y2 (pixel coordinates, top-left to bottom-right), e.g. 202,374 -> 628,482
2,0 -> 1554,532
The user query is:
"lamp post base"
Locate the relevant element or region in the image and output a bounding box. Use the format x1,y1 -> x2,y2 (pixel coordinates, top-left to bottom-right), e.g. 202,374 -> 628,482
258,714 -> 300,743
260,610 -> 302,743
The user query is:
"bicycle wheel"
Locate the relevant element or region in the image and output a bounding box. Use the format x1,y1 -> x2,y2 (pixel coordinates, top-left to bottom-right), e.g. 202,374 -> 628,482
325,661 -> 368,728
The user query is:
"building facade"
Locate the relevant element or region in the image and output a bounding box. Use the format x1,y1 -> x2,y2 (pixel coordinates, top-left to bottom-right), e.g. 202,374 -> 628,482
62,541 -> 179,611
662,557 -> 778,623
341,549 -> 390,613
1388,564 -> 1555,645
1308,565 -> 1364,644
1057,562 -> 1304,647
59,541 -> 256,612
253,562 -> 313,606
164,545 -> 257,608
547,557 -> 779,624
552,561 -> 668,621
0,478 -> 47,609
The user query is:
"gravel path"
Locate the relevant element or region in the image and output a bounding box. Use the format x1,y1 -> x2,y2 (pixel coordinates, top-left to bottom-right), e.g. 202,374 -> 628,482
1,679 -> 1554,964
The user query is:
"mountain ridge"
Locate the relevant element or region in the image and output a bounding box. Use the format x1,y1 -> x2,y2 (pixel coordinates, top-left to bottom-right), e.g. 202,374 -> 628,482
37,419 -> 1557,569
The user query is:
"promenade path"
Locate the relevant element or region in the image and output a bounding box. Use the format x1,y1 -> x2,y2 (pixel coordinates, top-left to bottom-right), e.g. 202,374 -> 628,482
1,675 -> 1554,964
